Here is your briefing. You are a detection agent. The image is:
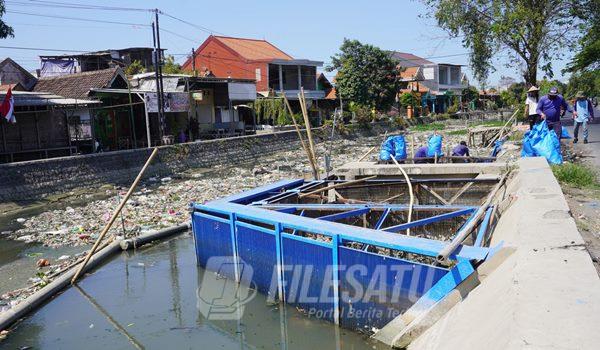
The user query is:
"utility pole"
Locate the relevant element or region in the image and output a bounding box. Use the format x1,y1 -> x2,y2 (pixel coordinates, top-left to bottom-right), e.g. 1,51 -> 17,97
191,48 -> 197,77
151,21 -> 162,144
153,9 -> 166,142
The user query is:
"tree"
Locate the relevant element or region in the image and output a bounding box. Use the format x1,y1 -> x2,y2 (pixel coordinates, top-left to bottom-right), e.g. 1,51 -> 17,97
162,55 -> 182,74
327,39 -> 399,112
399,92 -> 419,108
1,0 -> 14,39
125,60 -> 145,76
461,86 -> 479,103
565,0 -> 599,72
565,70 -> 600,99
421,0 -> 585,86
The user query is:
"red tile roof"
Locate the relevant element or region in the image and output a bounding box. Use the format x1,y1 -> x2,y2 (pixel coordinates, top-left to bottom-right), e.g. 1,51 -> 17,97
213,36 -> 293,61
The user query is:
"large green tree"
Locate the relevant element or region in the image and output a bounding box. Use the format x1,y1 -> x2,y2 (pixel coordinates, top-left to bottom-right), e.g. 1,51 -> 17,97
421,0 -> 585,86
565,0 -> 599,72
327,39 -> 399,112
1,0 -> 14,39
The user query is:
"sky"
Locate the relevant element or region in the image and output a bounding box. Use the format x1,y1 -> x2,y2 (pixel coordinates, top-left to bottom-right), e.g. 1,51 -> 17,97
1,0 -> 573,87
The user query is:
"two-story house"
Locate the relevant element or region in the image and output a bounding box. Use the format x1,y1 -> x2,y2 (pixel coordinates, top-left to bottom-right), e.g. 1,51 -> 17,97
391,51 -> 467,113
182,36 -> 325,100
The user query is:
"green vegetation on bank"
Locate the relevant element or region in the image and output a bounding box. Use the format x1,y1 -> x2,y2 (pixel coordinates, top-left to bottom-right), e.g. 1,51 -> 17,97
552,163 -> 599,188
448,129 -> 468,135
470,120 -> 506,127
410,123 -> 445,132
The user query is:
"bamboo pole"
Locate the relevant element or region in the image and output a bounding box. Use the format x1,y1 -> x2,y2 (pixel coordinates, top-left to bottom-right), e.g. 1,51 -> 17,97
282,92 -> 318,179
299,88 -> 318,178
390,155 -> 414,236
358,146 -> 377,162
71,148 -> 159,284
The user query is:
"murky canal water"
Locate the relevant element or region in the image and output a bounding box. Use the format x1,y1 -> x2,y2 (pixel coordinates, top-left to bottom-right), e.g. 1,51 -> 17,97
2,233 -> 387,349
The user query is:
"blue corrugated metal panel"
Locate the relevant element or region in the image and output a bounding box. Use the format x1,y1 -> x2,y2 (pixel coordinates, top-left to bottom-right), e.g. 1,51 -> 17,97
282,236 -> 335,322
235,224 -> 278,296
406,260 -> 474,316
200,202 -> 489,261
192,212 -> 236,279
338,247 -> 448,330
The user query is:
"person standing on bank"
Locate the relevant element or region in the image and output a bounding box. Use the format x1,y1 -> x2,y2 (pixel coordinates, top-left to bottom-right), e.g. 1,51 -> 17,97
536,86 -> 571,139
573,91 -> 595,144
524,86 -> 540,130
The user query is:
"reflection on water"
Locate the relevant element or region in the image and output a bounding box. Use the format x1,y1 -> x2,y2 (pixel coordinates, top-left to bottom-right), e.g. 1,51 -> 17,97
3,233 -> 387,350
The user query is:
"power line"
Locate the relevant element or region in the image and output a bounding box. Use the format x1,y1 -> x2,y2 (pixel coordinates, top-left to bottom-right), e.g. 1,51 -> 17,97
0,45 -> 89,53
158,10 -> 221,36
6,10 -> 151,27
5,0 -> 151,12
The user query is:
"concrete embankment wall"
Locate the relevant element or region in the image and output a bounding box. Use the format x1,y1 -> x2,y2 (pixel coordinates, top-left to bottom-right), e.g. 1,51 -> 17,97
408,157 -> 600,350
0,130 -> 316,203
0,125 -> 391,203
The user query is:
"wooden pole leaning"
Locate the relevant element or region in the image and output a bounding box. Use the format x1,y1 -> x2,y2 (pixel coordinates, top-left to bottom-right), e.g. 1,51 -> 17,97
71,147 -> 159,284
282,92 -> 319,179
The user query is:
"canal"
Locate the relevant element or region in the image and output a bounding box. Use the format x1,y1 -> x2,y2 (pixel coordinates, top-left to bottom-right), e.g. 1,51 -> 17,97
2,233 -> 387,349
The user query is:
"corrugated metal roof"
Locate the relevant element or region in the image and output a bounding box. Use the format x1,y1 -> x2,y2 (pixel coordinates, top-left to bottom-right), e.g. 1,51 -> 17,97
390,51 -> 433,67
0,91 -> 101,106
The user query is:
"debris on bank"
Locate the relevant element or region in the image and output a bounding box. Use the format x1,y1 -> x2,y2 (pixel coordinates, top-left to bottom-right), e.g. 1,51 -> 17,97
0,127 -> 520,314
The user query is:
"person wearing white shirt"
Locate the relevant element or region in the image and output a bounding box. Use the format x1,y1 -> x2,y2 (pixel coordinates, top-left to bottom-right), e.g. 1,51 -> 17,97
524,86 -> 540,130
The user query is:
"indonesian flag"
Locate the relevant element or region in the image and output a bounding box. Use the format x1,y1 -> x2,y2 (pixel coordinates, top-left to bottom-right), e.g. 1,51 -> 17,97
1,87 -> 16,124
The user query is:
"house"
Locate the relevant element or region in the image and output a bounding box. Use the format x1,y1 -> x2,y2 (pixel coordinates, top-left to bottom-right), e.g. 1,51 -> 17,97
390,51 -> 467,114
182,36 -> 325,100
38,47 -> 161,77
126,73 -> 257,140
0,91 -> 100,163
33,68 -> 130,151
0,58 -> 38,91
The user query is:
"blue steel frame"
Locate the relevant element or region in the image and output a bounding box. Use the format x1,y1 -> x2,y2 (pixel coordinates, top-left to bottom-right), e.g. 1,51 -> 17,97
192,179 -> 495,327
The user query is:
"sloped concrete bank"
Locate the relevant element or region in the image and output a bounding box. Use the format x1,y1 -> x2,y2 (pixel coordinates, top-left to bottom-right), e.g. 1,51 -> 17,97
0,124 -> 398,204
405,157 -> 600,349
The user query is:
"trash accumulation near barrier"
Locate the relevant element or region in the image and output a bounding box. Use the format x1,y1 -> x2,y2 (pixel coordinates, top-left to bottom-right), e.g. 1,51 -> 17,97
192,176 -> 502,334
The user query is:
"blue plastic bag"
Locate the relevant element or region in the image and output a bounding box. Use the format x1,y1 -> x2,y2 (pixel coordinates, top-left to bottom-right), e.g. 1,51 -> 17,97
392,136 -> 407,160
491,139 -> 504,157
379,135 -> 408,161
522,122 -> 562,164
427,134 -> 443,157
379,136 -> 394,161
561,127 -> 572,139
521,131 -> 535,157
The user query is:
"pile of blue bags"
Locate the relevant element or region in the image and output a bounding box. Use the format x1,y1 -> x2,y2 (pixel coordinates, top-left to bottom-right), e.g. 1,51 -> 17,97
521,122 -> 563,164
427,134 -> 443,157
380,135 -> 407,161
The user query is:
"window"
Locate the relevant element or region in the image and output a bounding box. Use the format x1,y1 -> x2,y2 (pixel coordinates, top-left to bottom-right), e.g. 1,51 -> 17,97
255,68 -> 261,82
438,66 -> 449,85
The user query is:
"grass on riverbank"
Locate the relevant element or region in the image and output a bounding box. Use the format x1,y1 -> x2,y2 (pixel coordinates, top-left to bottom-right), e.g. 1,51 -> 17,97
470,120 -> 507,127
410,123 -> 445,132
552,163 -> 600,188
448,129 -> 468,135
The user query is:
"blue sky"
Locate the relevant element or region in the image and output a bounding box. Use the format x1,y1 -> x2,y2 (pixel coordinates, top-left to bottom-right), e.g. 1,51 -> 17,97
1,0 -> 572,87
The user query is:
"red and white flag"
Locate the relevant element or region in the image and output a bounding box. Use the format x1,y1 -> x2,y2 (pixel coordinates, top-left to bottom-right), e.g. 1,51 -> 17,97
0,87 -> 16,124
